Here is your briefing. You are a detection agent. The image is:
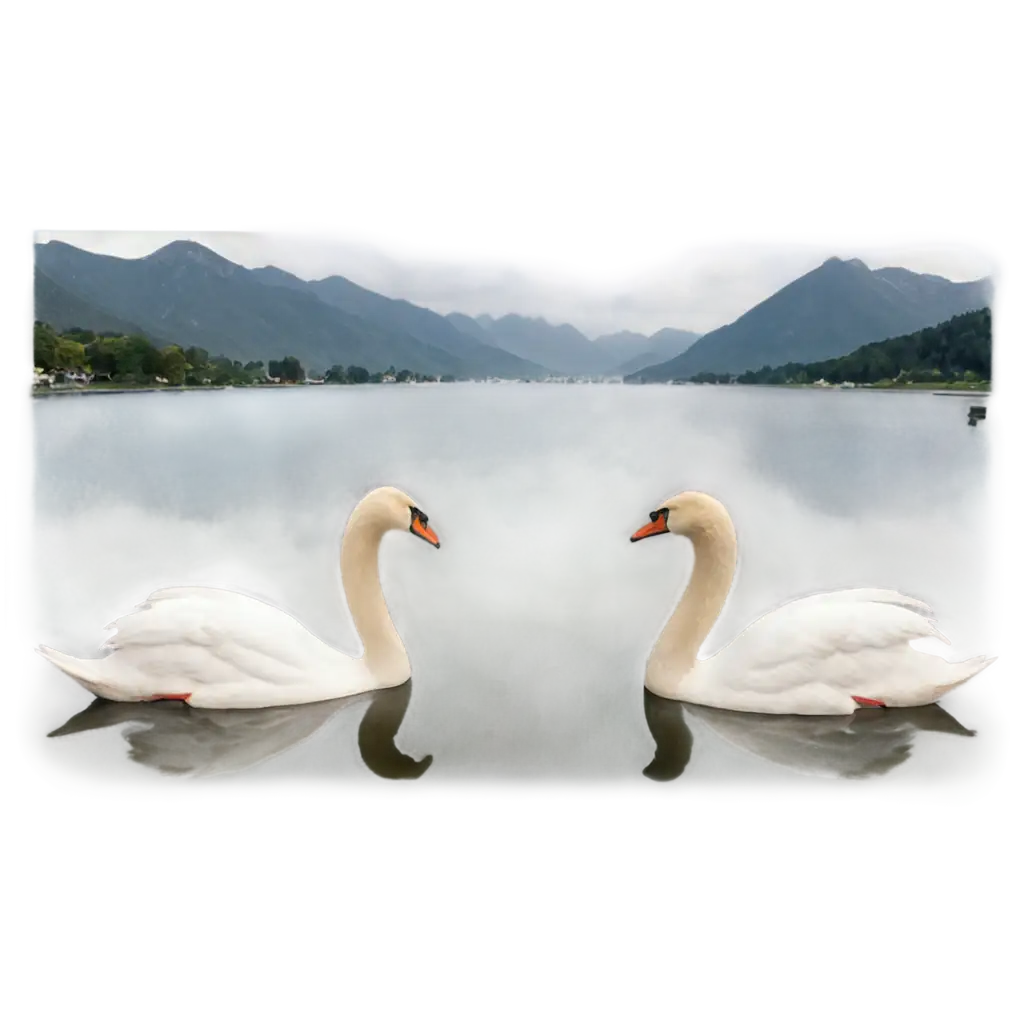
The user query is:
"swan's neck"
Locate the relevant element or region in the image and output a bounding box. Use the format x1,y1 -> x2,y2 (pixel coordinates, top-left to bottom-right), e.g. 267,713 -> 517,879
646,515 -> 737,698
341,515 -> 410,686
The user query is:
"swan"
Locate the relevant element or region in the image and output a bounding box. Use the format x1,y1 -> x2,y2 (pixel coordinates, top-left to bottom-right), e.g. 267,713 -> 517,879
37,486 -> 440,709
630,490 -> 995,715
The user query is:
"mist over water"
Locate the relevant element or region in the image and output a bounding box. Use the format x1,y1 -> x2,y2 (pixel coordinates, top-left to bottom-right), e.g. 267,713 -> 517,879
33,384 -> 991,781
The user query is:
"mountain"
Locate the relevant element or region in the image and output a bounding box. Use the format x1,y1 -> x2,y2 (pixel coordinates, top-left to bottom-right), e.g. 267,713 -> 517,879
251,267 -> 547,378
735,307 -> 991,385
648,327 -> 703,359
457,314 -> 605,375
34,241 -> 538,378
592,327 -> 700,368
591,330 -> 649,366
626,257 -> 993,382
606,350 -> 663,378
34,267 -> 151,338
444,311 -> 502,347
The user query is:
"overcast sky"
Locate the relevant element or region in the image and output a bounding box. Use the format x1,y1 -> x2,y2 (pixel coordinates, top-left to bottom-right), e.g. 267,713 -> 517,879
35,230 -> 995,339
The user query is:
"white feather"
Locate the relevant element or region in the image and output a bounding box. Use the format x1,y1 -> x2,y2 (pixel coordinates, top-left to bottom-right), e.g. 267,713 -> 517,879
37,487 -> 428,709
641,493 -> 995,715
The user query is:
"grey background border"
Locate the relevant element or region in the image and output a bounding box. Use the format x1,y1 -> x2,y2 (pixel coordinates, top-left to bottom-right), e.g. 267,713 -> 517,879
2,9 -> 1024,1024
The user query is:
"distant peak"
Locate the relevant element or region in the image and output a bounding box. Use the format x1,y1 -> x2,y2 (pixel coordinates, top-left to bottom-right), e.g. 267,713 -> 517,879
255,264 -> 303,281
145,239 -> 236,269
821,255 -> 868,270
146,239 -> 204,256
144,236 -> 241,274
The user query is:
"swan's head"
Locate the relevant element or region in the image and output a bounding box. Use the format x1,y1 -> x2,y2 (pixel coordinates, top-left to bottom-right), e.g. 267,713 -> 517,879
357,486 -> 440,548
630,491 -> 728,542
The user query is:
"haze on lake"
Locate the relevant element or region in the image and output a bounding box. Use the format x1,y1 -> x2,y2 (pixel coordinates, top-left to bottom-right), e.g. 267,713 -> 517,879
32,384 -> 992,782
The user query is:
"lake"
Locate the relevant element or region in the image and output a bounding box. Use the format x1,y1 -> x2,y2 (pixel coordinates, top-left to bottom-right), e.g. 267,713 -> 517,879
31,383 -> 993,783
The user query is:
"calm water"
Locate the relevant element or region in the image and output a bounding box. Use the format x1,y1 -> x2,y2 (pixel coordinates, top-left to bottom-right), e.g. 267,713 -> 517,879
32,384 -> 993,782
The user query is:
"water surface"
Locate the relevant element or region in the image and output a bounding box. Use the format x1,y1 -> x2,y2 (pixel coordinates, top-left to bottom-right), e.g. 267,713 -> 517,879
32,384 -> 992,782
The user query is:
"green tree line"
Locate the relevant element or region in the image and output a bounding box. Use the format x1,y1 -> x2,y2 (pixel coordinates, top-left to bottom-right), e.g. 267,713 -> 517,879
322,364 -> 453,384
723,308 -> 991,387
33,322 -> 458,388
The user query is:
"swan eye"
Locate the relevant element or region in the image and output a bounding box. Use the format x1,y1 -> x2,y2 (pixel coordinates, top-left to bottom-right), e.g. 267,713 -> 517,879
650,508 -> 668,523
411,506 -> 428,525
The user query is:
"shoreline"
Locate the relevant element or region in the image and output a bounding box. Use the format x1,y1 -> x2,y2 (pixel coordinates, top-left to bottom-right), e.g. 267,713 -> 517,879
31,381 -> 992,398
32,383 -> 323,397
642,382 -> 991,395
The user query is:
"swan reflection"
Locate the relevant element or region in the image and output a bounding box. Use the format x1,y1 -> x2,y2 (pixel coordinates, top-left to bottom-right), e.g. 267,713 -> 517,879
643,691 -> 975,780
48,681 -> 431,780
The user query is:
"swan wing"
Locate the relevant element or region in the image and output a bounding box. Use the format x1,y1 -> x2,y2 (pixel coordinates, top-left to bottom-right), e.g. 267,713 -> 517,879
102,587 -> 353,691
780,588 -> 936,621
139,585 -> 315,622
710,590 -> 946,695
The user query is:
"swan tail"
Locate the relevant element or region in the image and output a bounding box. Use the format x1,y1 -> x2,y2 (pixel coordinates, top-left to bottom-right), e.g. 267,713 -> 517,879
932,655 -> 997,700
32,643 -> 136,700
33,647 -> 108,688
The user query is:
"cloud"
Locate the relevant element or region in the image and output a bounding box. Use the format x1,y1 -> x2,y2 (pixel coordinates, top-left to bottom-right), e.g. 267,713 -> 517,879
29,217 -> 999,335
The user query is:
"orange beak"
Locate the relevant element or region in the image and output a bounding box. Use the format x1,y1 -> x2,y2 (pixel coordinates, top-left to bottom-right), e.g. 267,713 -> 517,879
631,511 -> 669,542
411,517 -> 441,548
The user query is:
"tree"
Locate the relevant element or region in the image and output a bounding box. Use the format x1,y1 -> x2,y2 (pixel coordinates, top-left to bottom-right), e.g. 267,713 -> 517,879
33,323 -> 59,370
184,346 -> 208,367
54,338 -> 88,370
66,327 -> 97,346
731,309 -> 991,387
33,320 -> 341,389
108,335 -> 157,380
160,345 -> 188,385
346,365 -> 370,384
268,356 -> 303,382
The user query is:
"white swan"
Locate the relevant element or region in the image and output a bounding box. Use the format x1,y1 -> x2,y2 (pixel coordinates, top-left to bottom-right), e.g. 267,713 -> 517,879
630,490 -> 995,715
38,486 -> 440,709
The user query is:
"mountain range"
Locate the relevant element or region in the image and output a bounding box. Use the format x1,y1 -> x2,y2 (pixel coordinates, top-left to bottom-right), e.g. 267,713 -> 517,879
33,240 -> 700,379
246,265 -> 549,378
625,257 -> 993,382
33,241 -> 991,383
603,328 -> 702,375
35,241 -> 509,378
441,317 -> 700,375
452,314 -> 608,375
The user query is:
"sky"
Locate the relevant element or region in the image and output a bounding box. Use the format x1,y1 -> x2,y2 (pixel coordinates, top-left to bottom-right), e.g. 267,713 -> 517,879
34,230 -> 995,339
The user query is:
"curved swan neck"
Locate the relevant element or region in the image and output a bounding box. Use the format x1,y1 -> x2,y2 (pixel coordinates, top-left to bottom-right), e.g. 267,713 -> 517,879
340,509 -> 410,686
646,504 -> 738,697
